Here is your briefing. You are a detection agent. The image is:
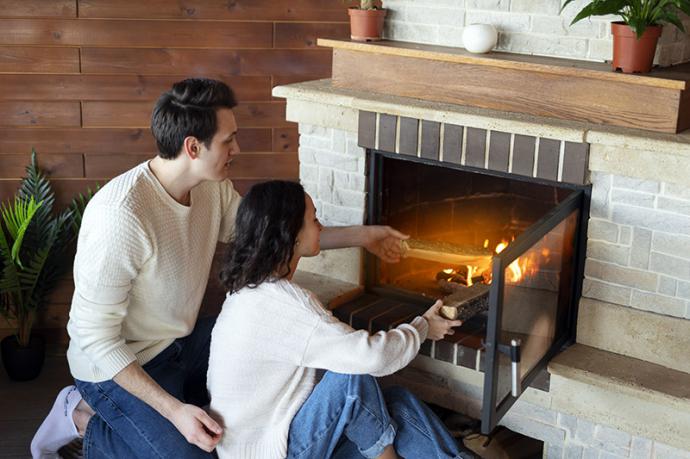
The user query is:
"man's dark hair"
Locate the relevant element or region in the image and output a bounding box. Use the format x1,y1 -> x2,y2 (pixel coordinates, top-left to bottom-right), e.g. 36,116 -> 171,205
220,180 -> 306,293
151,78 -> 237,159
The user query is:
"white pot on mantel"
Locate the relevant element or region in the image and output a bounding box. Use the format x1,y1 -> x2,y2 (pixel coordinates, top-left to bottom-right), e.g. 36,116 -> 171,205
463,24 -> 498,54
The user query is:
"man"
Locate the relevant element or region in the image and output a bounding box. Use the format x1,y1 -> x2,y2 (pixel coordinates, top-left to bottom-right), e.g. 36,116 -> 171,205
30,79 -> 409,458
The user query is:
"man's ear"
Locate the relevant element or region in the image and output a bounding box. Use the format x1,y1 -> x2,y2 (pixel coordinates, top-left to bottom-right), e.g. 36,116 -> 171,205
182,136 -> 200,160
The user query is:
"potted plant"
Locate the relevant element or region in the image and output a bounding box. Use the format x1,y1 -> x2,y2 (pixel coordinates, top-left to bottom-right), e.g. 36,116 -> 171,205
561,0 -> 690,73
0,151 -> 94,381
346,0 -> 387,42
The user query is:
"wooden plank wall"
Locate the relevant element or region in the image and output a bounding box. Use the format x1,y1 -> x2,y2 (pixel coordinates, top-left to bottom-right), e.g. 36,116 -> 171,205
0,0 -> 349,350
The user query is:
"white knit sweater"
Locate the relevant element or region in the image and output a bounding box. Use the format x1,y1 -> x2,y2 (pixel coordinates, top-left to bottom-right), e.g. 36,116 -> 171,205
66,162 -> 241,382
207,279 -> 429,459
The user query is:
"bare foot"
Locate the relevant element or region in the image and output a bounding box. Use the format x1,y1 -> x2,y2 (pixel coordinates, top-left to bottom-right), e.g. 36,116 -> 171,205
72,399 -> 95,436
376,445 -> 398,459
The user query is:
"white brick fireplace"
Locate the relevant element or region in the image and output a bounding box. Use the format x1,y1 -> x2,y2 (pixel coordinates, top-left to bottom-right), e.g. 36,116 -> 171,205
275,77 -> 690,458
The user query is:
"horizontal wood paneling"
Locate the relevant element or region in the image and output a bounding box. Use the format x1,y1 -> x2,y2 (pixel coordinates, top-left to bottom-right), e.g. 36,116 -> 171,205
0,46 -> 79,72
0,74 -> 273,101
0,19 -> 273,48
81,101 -> 289,128
78,0 -> 349,21
0,153 -> 83,178
273,126 -> 299,153
84,153 -> 297,179
81,48 -> 332,76
0,0 -> 76,18
274,22 -> 349,48
0,101 -> 81,127
1,127 -> 272,154
0,0 -> 341,345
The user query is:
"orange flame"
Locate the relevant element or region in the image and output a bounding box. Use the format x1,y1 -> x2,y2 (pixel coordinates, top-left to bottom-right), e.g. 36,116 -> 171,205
494,240 -> 524,282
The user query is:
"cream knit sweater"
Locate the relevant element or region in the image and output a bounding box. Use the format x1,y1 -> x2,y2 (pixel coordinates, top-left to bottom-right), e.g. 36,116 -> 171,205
66,162 -> 241,382
207,279 -> 429,459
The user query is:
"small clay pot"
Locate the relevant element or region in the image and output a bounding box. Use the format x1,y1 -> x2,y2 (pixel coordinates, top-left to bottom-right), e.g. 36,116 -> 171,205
348,8 -> 387,42
611,22 -> 662,74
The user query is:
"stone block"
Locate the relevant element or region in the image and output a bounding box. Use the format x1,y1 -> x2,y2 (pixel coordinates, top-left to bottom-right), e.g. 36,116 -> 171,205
545,443 -> 565,459
310,151 -> 360,172
510,0 -> 560,16
298,124 -> 331,137
298,148 -> 317,165
557,412 -> 578,438
630,228 -> 652,269
611,189 -> 655,208
346,138 -> 366,158
564,444 -> 583,459
590,172 -> 612,219
619,226 -> 632,245
599,452 -> 627,459
612,176 -> 660,193
500,413 -> 566,445
587,241 -> 630,266
650,252 -> 690,281
588,38 -> 612,61
436,26 -> 465,48
466,11 -> 530,33
658,276 -> 678,296
652,442 -> 690,459
509,399 -> 558,424
332,188 -> 366,210
664,183 -> 690,201
300,164 -> 318,183
466,0 -> 510,11
588,219 -> 619,243
630,290 -> 686,317
322,202 -> 365,226
582,279 -> 631,306
612,204 -> 690,234
678,281 -> 690,300
332,129 -> 347,154
574,418 -> 597,445
596,425 -> 632,452
404,5 -> 462,26
657,196 -> 690,217
652,232 -> 690,260
630,436 -> 653,459
498,32 -> 588,58
585,259 -> 658,292
582,447 -> 601,459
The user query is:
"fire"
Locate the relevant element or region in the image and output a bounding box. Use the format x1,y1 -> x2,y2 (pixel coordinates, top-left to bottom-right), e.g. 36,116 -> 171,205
494,240 -> 524,283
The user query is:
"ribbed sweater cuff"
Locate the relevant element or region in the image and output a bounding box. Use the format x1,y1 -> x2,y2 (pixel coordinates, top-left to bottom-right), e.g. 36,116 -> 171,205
98,345 -> 137,379
410,316 -> 429,342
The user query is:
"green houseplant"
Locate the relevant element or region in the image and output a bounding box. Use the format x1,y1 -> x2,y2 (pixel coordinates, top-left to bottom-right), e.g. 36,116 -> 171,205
346,0 -> 387,42
0,151 -> 95,381
562,0 -> 690,73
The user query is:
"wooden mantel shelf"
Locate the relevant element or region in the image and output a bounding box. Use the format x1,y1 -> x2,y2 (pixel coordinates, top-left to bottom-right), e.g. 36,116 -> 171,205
318,38 -> 690,133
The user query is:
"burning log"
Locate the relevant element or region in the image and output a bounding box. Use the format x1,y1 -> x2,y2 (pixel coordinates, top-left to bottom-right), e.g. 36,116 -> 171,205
439,283 -> 490,322
401,239 -> 493,270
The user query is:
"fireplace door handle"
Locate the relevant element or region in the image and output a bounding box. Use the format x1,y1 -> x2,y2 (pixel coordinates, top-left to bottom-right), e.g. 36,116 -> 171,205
510,339 -> 522,398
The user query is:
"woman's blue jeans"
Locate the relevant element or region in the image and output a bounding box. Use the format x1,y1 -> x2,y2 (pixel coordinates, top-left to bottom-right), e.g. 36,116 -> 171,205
74,317 -> 473,458
287,372 -> 475,459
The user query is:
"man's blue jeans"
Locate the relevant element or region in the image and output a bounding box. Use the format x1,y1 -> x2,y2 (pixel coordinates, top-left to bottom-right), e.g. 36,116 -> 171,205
287,372 -> 474,459
75,317 -> 216,459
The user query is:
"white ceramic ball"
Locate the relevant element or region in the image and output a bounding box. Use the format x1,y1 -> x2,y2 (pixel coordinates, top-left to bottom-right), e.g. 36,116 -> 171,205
463,24 -> 498,54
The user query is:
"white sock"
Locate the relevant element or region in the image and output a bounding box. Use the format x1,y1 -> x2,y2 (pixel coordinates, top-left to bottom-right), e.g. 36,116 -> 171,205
30,385 -> 82,459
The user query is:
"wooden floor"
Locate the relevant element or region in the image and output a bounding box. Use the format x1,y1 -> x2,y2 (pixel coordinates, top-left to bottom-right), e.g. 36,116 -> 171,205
1,355 -> 73,458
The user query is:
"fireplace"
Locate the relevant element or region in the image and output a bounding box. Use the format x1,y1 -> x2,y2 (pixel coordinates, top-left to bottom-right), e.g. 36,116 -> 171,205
331,147 -> 587,433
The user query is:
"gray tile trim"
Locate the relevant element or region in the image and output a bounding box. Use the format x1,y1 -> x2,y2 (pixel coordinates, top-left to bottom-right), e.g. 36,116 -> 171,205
512,134 -> 536,177
442,123 -> 463,165
378,114 -> 397,153
421,120 -> 441,160
358,111 -> 377,149
537,138 -> 561,181
465,127 -> 487,168
562,141 -> 589,185
488,131 -> 510,172
399,117 -> 419,156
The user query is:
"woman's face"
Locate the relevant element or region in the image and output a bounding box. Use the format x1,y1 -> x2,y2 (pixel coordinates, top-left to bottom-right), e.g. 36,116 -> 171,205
296,193 -> 322,258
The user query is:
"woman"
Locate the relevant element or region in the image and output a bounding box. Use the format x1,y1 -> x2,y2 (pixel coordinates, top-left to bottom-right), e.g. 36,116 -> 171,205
207,181 -> 473,459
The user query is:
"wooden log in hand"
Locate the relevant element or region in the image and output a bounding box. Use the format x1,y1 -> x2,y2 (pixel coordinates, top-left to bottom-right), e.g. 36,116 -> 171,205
401,238 -> 493,270
439,283 -> 491,321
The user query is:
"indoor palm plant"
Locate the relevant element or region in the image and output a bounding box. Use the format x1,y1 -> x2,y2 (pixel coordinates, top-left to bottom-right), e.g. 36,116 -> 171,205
0,151 -> 95,381
562,0 -> 690,73
346,0 -> 386,42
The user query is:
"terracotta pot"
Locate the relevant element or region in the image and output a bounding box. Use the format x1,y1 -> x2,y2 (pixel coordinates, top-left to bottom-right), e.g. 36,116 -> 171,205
348,8 -> 387,42
611,22 -> 662,74
1,334 -> 45,381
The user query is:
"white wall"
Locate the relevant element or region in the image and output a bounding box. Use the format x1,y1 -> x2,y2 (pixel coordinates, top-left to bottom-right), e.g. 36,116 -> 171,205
382,0 -> 690,66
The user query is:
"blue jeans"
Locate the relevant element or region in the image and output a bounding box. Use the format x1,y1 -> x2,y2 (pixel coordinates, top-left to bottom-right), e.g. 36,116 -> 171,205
287,372 -> 475,459
75,317 -> 216,459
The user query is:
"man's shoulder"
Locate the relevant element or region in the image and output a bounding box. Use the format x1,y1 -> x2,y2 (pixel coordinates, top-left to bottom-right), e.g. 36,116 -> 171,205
89,162 -> 153,209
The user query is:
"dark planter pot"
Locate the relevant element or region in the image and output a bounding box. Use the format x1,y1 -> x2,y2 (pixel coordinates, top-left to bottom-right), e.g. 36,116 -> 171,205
348,8 -> 387,42
611,22 -> 662,74
1,334 -> 45,381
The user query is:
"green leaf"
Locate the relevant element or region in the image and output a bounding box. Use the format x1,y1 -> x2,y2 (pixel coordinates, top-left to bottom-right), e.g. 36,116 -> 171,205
0,197 -> 42,268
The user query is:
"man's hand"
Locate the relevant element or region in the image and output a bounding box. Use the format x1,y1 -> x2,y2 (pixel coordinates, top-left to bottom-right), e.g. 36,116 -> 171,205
169,403 -> 223,452
362,225 -> 410,263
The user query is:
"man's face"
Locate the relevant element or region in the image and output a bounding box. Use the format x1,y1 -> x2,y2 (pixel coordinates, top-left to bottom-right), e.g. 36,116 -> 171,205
195,108 -> 240,181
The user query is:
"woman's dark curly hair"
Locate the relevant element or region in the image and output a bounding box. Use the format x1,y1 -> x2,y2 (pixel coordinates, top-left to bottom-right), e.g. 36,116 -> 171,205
220,180 -> 306,293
